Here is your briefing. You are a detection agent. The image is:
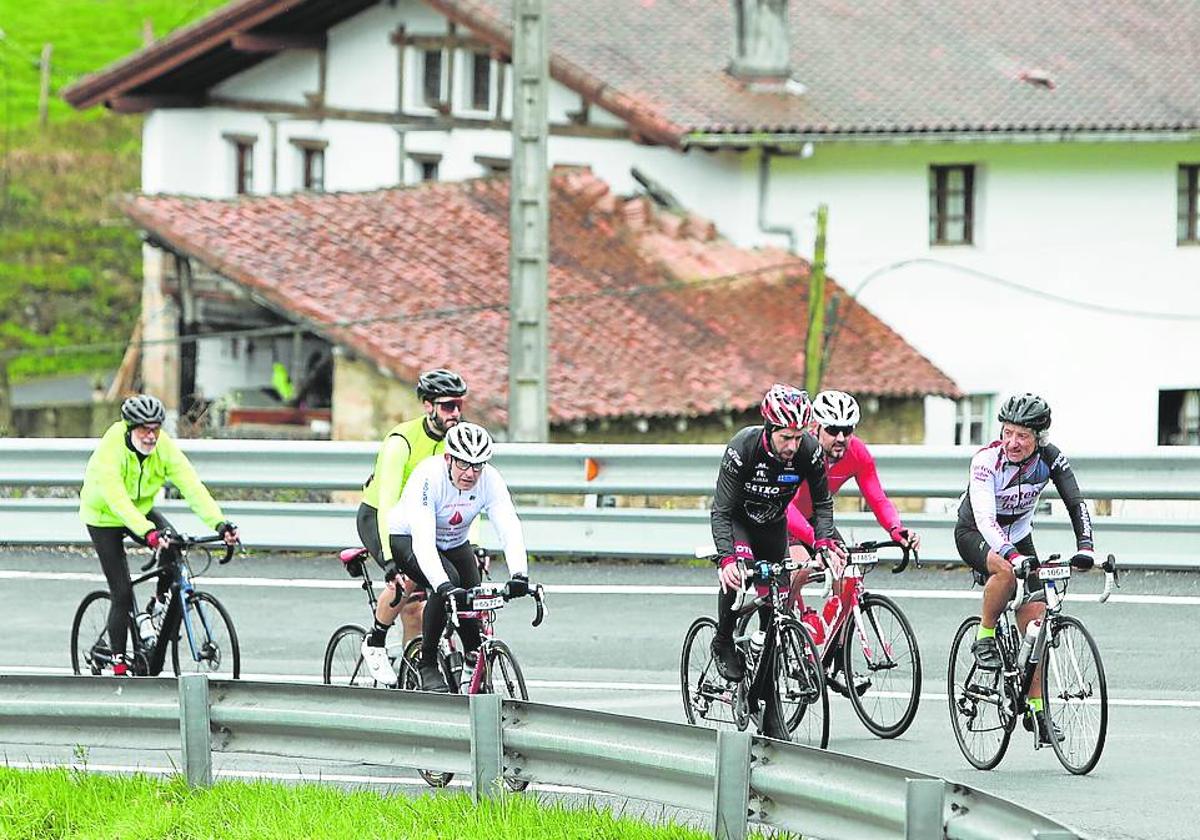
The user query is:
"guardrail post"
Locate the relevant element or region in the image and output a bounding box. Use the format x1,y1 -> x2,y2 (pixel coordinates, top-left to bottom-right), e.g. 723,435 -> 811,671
905,778 -> 945,839
712,729 -> 751,840
178,673 -> 212,788
470,693 -> 503,801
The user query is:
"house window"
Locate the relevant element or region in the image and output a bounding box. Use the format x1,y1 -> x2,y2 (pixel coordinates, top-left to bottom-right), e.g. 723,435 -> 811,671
475,155 -> 510,176
1159,389 -> 1200,445
469,51 -> 492,111
224,133 -> 257,195
930,164 -> 975,245
1178,164 -> 1200,245
955,393 -> 993,446
410,152 -> 441,182
291,139 -> 328,192
422,49 -> 445,107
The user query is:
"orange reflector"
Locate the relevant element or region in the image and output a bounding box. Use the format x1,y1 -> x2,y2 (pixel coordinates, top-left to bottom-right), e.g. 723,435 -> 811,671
584,457 -> 600,482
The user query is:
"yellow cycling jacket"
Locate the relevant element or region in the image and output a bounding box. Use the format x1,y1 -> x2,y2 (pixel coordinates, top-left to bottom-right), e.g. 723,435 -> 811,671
79,421 -> 224,536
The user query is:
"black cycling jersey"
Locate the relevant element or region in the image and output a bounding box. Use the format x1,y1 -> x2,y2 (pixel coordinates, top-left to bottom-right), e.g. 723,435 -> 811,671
711,425 -> 835,560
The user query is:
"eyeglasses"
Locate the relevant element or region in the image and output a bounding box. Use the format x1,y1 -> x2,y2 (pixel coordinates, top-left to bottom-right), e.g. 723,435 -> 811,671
434,399 -> 463,412
451,456 -> 486,473
823,425 -> 855,438
134,425 -> 161,435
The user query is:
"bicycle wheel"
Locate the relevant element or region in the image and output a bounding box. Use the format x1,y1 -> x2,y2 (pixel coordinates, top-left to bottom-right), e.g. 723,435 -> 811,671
483,640 -> 531,792
70,591 -> 114,676
1041,615 -> 1108,775
680,616 -> 740,731
776,618 -> 829,748
323,624 -> 374,686
402,637 -> 456,789
842,593 -> 922,739
172,591 -> 240,679
947,616 -> 1014,770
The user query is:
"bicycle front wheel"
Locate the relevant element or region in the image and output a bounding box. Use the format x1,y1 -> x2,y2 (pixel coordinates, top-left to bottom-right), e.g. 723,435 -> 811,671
680,616 -> 740,731
483,641 -> 531,792
1041,615 -> 1108,775
776,618 -> 829,748
843,593 -> 922,739
323,624 -> 373,686
70,590 -> 114,676
402,637 -> 456,789
947,616 -> 1013,770
172,591 -> 240,679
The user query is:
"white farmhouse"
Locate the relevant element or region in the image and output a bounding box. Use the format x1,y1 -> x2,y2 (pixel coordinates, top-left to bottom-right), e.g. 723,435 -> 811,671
65,0 -> 1200,447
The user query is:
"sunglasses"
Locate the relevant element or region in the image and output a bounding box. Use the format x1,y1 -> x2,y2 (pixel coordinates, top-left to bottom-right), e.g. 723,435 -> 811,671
451,456 -> 486,473
823,425 -> 855,438
434,399 -> 464,412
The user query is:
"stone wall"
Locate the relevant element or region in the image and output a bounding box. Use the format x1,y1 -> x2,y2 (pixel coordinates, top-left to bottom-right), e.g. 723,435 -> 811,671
13,401 -> 120,438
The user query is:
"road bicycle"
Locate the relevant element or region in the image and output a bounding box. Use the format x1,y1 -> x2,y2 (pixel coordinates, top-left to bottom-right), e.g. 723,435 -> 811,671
948,552 -> 1119,775
71,532 -> 241,679
322,547 -> 406,687
680,555 -> 828,748
795,538 -> 922,739
403,574 -> 546,789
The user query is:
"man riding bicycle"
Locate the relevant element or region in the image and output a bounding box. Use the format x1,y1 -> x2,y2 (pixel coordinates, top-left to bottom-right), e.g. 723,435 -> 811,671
710,383 -> 839,741
78,394 -> 239,676
386,422 -> 530,693
357,368 -> 467,685
956,392 -> 1095,744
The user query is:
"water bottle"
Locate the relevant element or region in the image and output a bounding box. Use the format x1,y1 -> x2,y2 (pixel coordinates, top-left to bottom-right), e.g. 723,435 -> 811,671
135,611 -> 156,648
149,596 -> 169,633
800,607 -> 825,645
822,594 -> 842,628
1016,618 -> 1042,671
748,630 -> 766,659
460,650 -> 478,691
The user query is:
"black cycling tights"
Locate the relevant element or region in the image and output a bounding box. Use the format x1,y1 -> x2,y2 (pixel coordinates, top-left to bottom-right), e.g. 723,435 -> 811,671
87,510 -> 173,658
390,535 -> 481,665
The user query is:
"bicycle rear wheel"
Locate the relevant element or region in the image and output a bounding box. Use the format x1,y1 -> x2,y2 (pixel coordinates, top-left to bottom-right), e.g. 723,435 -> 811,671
70,591 -> 114,676
947,616 -> 1014,770
172,591 -> 240,679
322,624 -> 373,686
775,618 -> 829,748
483,640 -> 531,792
843,593 -> 922,739
1041,615 -> 1108,775
680,616 -> 741,731
402,637 -> 457,789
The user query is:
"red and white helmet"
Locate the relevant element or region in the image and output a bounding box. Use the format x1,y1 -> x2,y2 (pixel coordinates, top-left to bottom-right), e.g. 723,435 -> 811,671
812,390 -> 861,428
760,384 -> 813,429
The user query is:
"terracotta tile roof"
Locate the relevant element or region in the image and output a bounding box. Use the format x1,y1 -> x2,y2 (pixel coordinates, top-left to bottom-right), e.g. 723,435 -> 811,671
66,0 -> 1200,143
123,169 -> 959,428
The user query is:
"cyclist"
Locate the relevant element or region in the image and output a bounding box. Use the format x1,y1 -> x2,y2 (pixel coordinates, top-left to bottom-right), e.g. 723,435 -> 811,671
956,392 -> 1094,744
786,390 -> 919,663
357,368 -> 467,685
386,422 -> 530,693
710,383 -> 839,741
78,394 -> 239,676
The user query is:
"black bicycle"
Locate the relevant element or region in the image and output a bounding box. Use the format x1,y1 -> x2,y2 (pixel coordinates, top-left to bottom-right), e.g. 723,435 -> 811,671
680,556 -> 828,747
71,532 -> 241,679
948,552 -> 1119,775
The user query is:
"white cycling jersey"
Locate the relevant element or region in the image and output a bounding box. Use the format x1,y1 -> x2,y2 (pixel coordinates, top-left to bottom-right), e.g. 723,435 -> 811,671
387,454 -> 528,589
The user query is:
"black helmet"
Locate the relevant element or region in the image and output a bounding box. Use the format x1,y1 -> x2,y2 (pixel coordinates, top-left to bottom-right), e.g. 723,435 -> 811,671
997,393 -> 1051,432
416,368 -> 468,401
121,394 -> 166,426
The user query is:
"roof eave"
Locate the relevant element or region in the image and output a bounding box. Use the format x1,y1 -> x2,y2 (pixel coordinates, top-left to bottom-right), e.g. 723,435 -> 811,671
682,126 -> 1200,149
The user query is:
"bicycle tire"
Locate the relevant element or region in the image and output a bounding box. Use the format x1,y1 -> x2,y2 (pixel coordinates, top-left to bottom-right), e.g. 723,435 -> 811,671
842,593 -> 922,739
171,591 -> 240,679
402,636 -> 457,789
775,617 -> 829,749
322,624 -> 373,687
1041,614 -> 1108,775
70,590 -> 114,676
679,616 -> 741,731
947,615 -> 1014,770
483,640 -> 531,792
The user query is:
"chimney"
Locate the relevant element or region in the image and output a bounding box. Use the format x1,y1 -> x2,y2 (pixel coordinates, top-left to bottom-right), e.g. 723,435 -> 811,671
729,0 -> 790,81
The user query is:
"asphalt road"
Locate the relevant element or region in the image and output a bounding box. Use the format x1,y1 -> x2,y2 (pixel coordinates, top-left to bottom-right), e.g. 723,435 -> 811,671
2,546 -> 1198,839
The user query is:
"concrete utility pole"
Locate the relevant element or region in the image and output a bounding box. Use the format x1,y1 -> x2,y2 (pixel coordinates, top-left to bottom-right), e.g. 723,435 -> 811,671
804,204 -> 828,395
506,0 -> 549,442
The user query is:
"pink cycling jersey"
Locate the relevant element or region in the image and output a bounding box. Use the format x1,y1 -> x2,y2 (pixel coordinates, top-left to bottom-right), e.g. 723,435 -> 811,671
787,436 -> 902,544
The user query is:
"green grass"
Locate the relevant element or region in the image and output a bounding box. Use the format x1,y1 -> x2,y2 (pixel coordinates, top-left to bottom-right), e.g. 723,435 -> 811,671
0,767 -> 735,840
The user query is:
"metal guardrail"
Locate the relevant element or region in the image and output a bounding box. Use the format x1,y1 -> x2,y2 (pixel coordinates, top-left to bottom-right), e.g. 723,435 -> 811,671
0,674 -> 1080,840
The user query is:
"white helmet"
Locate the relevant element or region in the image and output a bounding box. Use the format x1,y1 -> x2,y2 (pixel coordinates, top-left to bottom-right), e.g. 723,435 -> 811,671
445,421 -> 494,464
812,390 -> 861,428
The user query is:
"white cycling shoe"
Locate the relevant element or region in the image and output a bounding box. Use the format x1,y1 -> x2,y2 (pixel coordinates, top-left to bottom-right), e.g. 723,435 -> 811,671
360,639 -> 398,686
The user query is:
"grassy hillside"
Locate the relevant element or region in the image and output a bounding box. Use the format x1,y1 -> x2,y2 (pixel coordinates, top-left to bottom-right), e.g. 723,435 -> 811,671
0,0 -> 228,382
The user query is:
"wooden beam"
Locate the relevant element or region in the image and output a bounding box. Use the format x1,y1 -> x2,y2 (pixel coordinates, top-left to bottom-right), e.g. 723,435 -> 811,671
110,93 -> 205,113
230,31 -> 327,53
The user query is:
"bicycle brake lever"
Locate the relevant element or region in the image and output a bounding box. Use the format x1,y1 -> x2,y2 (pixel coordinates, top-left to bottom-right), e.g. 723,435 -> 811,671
531,585 -> 546,627
218,541 -> 238,565
140,554 -> 158,572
